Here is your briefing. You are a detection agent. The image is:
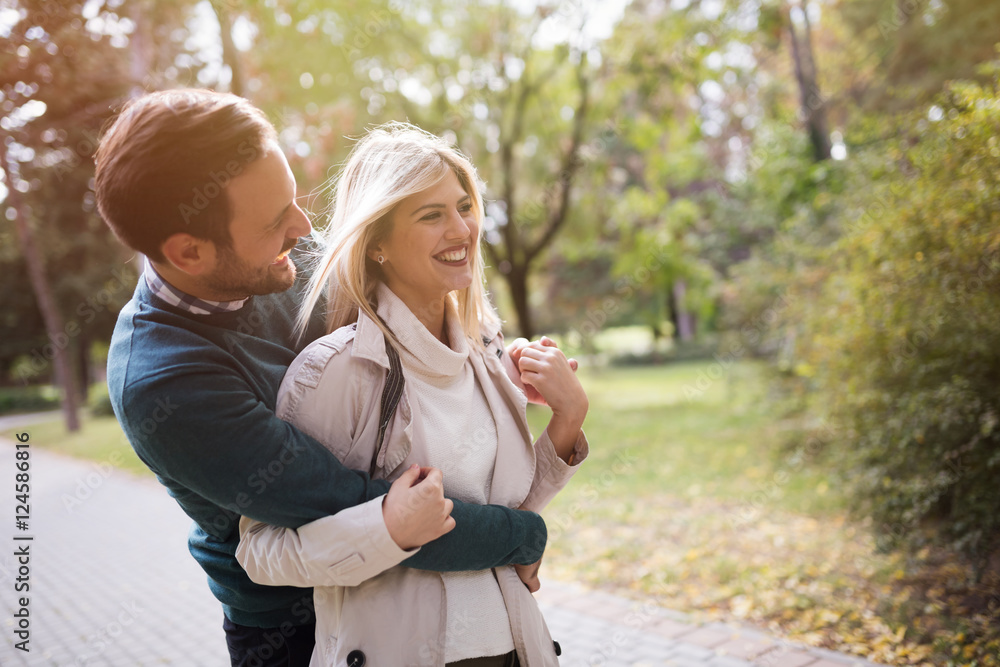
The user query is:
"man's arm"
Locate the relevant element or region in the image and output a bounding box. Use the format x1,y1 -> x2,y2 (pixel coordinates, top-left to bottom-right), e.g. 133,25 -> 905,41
236,465 -> 544,589
117,367 -> 545,566
403,501 -> 546,570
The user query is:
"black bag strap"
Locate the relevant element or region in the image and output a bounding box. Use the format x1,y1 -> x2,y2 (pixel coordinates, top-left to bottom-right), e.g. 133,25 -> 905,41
371,325 -> 404,477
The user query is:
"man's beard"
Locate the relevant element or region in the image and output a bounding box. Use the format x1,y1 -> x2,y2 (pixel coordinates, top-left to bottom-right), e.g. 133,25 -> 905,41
202,243 -> 297,300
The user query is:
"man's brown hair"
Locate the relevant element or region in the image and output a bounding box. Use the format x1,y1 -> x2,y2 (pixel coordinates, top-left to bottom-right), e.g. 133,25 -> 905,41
95,89 -> 277,262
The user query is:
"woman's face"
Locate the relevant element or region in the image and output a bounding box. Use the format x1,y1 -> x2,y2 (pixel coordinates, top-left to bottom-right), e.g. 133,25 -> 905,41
374,168 -> 479,314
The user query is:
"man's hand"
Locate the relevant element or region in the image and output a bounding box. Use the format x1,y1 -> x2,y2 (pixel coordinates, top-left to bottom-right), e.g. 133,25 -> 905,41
514,555 -> 543,593
383,465 -> 455,550
507,336 -> 578,406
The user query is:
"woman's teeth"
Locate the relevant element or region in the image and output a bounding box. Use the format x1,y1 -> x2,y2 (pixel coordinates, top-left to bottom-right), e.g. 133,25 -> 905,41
436,247 -> 467,262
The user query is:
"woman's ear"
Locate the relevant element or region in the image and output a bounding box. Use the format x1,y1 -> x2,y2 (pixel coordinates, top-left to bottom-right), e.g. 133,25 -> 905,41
366,244 -> 385,264
160,233 -> 218,276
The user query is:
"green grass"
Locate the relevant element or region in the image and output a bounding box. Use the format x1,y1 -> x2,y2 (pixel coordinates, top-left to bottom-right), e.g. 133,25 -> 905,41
526,359 -> 846,517
3,413 -> 150,477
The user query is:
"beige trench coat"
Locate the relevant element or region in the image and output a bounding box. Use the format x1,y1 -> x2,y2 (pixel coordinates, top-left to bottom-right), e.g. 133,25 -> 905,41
237,308 -> 589,667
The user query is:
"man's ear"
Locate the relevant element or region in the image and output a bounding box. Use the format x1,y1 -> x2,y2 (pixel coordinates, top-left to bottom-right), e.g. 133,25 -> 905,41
159,233 -> 218,277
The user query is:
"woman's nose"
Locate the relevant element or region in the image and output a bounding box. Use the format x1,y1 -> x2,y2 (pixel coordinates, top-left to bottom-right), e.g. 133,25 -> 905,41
444,208 -> 472,239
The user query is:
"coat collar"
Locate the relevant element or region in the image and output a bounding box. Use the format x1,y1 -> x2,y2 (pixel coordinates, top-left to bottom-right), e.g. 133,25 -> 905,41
350,284 -> 503,369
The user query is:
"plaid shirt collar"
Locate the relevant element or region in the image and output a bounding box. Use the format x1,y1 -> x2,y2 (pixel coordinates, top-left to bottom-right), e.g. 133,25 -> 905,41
143,258 -> 248,315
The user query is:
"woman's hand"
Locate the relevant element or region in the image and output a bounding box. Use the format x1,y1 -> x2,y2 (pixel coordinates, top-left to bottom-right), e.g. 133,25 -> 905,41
515,337 -> 588,422
514,555 -> 543,593
507,337 -> 578,406
515,337 -> 589,460
382,465 -> 455,550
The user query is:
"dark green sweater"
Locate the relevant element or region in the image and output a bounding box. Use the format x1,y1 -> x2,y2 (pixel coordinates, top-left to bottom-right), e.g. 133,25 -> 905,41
107,255 -> 546,628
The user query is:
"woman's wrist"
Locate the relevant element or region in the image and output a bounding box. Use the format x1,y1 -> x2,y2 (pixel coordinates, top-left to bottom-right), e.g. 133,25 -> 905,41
546,412 -> 585,462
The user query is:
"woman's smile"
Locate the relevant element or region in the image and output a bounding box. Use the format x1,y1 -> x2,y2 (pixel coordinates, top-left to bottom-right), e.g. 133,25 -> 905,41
434,245 -> 469,265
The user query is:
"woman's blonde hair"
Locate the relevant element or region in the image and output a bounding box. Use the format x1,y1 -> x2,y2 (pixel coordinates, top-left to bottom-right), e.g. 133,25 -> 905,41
297,122 -> 500,349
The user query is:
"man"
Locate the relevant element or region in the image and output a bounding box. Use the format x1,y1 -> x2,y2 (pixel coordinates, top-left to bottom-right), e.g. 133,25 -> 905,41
95,89 -> 547,666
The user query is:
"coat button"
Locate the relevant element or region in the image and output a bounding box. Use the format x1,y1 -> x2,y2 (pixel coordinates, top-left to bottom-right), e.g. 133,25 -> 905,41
553,641 -> 562,656
346,649 -> 366,666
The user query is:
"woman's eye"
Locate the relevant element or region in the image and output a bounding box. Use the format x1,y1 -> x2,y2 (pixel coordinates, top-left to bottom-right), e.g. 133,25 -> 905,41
420,212 -> 441,222
459,203 -> 473,213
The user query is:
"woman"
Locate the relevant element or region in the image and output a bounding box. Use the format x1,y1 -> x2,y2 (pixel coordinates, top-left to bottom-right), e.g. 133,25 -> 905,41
236,122 -> 589,667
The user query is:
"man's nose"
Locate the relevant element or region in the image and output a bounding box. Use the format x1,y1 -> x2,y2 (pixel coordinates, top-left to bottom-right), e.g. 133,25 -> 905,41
286,204 -> 313,238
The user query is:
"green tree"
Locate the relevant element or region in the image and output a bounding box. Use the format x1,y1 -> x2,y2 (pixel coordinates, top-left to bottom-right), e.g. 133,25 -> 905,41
1,0 -> 126,428
794,69 -> 1000,569
592,0 -> 760,344
0,0 -> 197,425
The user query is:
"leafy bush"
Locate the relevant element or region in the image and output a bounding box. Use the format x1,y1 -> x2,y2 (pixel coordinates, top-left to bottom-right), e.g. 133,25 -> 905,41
0,386 -> 61,415
89,390 -> 116,418
796,68 -> 1000,569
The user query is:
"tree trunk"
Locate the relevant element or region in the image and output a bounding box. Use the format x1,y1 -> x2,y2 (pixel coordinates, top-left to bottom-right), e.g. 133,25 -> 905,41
486,50 -> 590,342
672,279 -> 696,342
786,3 -> 831,162
3,151 -> 81,431
666,282 -> 679,341
129,0 -> 153,95
214,3 -> 246,97
505,265 -> 534,340
76,333 -> 91,400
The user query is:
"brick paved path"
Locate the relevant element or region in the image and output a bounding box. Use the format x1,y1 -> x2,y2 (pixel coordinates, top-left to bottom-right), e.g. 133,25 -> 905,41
0,426 -> 882,667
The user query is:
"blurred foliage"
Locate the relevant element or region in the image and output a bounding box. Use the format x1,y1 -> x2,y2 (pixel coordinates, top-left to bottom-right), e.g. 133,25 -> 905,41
718,119 -> 848,362
1,0 -> 141,390
712,0 -> 1000,582
88,382 -> 115,417
0,383 -> 59,414
792,69 -> 1000,569
837,0 -> 1000,112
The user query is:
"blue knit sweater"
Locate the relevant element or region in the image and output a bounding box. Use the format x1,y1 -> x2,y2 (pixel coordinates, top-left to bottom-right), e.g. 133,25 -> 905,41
107,254 -> 546,628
